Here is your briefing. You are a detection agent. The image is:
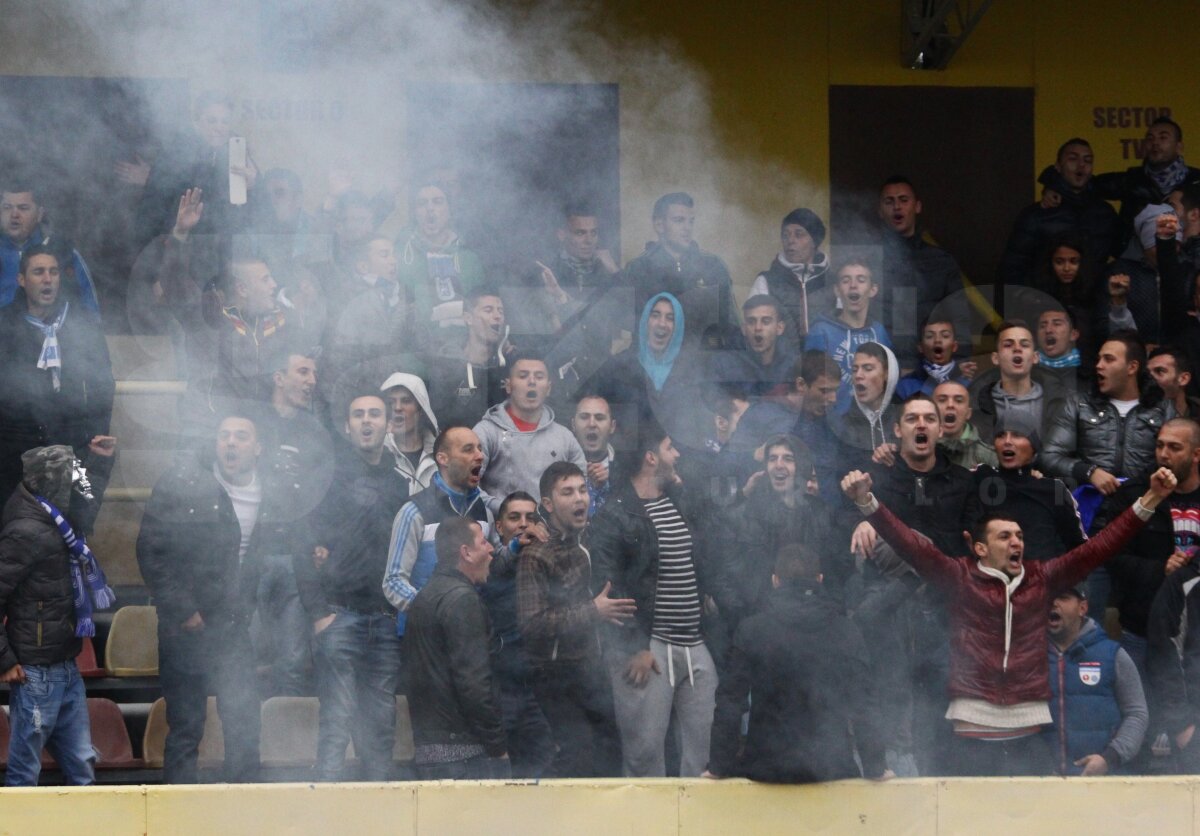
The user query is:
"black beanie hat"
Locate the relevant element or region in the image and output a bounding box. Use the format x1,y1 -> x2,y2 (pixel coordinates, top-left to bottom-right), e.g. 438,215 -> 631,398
780,208 -> 827,249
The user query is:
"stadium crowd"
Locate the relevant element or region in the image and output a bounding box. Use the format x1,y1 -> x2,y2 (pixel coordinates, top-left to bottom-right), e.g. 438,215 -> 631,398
5,96 -> 1200,786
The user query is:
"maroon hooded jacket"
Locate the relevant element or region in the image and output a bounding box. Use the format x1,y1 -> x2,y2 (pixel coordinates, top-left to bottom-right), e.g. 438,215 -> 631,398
867,500 -> 1148,706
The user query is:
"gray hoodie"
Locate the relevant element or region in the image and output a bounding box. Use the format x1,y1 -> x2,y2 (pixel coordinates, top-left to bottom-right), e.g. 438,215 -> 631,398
473,401 -> 587,511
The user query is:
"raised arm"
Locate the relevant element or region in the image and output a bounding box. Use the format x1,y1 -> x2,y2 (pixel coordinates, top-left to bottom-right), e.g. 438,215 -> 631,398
840,470 -> 960,590
1046,467 -> 1176,592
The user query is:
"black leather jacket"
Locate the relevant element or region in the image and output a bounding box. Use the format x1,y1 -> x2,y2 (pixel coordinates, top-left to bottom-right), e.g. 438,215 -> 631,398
406,564 -> 506,755
1042,388 -> 1172,486
587,481 -> 727,657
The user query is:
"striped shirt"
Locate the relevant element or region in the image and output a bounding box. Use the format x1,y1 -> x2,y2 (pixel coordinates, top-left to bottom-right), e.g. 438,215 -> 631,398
645,495 -> 702,646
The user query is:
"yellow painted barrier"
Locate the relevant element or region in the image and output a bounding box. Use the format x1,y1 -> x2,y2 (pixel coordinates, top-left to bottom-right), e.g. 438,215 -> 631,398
3,778 -> 1200,836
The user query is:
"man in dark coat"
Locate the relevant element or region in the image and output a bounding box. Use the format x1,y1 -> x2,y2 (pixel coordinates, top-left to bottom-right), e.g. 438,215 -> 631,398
0,245 -> 113,509
406,516 -> 509,779
0,445 -> 113,786
137,413 -> 295,784
705,543 -> 891,783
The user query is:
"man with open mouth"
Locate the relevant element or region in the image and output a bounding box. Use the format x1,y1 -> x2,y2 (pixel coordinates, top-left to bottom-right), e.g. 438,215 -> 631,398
0,244 -> 114,512
843,464 -> 1176,777
964,412 -> 1087,564
932,380 -> 997,470
874,175 -> 966,371
968,319 -> 1067,441
852,393 -> 973,776
473,350 -> 587,512
1045,585 -> 1147,776
589,421 -> 721,778
707,294 -> 796,400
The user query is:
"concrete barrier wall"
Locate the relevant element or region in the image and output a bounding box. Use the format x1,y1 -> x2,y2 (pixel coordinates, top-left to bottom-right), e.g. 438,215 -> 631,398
2,778 -> 1198,836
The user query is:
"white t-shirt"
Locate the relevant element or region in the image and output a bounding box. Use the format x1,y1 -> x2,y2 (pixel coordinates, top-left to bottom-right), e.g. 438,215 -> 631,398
1111,397 -> 1139,418
213,464 -> 262,562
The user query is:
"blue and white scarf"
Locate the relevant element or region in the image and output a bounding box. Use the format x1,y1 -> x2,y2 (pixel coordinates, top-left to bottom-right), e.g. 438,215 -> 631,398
24,301 -> 69,392
33,494 -> 115,637
1038,347 -> 1080,369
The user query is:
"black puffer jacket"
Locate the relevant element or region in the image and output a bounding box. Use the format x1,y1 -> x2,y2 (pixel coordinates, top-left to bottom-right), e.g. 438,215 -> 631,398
406,565 -> 506,755
999,175 -> 1121,285
0,486 -> 83,670
587,481 -> 727,656
137,453 -> 291,629
1042,387 -> 1172,486
1047,162 -> 1200,252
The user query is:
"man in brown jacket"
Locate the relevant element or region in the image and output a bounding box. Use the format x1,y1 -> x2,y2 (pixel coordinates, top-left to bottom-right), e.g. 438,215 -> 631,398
516,461 -> 633,777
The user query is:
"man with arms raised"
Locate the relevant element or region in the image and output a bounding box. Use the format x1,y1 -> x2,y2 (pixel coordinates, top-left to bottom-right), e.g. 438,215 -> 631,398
841,464 -> 1175,776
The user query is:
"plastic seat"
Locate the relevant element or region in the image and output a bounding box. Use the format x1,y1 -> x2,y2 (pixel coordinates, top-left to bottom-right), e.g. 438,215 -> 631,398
76,637 -> 104,678
260,697 -> 319,767
142,696 -> 224,769
87,698 -> 140,768
104,606 -> 159,676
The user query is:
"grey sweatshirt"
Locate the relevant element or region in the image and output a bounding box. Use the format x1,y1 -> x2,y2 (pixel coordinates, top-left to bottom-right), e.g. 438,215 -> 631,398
473,401 -> 587,512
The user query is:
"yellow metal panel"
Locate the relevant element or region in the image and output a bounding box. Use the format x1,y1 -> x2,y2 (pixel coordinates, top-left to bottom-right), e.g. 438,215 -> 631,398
143,783 -> 417,836
679,778 -> 937,836
936,777 -> 1194,836
413,779 -> 680,836
0,786 -> 146,836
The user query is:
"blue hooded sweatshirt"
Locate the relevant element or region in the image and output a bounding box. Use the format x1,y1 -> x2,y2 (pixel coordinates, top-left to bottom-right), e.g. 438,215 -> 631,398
638,292 -> 686,392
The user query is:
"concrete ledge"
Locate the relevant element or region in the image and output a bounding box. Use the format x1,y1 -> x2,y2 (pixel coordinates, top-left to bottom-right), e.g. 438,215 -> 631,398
2,777 -> 1199,835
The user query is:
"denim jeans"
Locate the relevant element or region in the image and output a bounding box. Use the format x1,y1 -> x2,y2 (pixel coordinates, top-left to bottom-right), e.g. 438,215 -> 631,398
158,621 -> 261,784
530,658 -> 622,778
250,554 -> 312,696
312,608 -> 402,781
5,660 -> 95,786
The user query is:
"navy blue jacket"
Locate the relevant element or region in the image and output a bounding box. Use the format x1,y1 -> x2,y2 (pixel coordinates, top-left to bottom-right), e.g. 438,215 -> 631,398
1046,619 -> 1124,775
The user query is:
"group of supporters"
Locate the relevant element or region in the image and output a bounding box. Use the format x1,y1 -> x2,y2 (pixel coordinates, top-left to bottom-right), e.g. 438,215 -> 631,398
5,97 -> 1200,786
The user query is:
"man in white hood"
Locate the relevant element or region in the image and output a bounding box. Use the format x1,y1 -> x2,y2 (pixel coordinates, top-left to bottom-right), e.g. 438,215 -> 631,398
381,372 -> 439,493
833,341 -> 901,472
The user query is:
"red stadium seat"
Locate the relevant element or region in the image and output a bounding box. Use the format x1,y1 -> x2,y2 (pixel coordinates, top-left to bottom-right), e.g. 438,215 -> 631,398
87,698 -> 140,768
76,637 -> 105,678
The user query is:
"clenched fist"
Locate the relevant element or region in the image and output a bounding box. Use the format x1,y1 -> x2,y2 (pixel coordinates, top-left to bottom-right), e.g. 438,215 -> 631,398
841,470 -> 874,503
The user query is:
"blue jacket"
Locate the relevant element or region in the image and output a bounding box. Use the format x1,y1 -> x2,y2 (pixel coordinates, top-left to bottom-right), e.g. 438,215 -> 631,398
803,312 -> 892,414
0,228 -> 99,313
1046,619 -> 1124,775
383,472 -> 493,635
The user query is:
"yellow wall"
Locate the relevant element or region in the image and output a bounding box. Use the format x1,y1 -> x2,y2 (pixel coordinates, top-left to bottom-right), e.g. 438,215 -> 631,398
2,777 -> 1199,836
0,1 -> 1198,286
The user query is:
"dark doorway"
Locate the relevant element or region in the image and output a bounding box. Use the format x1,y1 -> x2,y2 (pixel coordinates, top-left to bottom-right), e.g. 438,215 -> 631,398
829,85 -> 1034,286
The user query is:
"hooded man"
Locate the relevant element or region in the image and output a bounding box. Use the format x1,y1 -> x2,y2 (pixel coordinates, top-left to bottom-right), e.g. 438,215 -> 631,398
0,445 -> 114,786
589,292 -> 706,451
381,372 -> 440,494
750,208 -> 831,350
832,341 -> 900,471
